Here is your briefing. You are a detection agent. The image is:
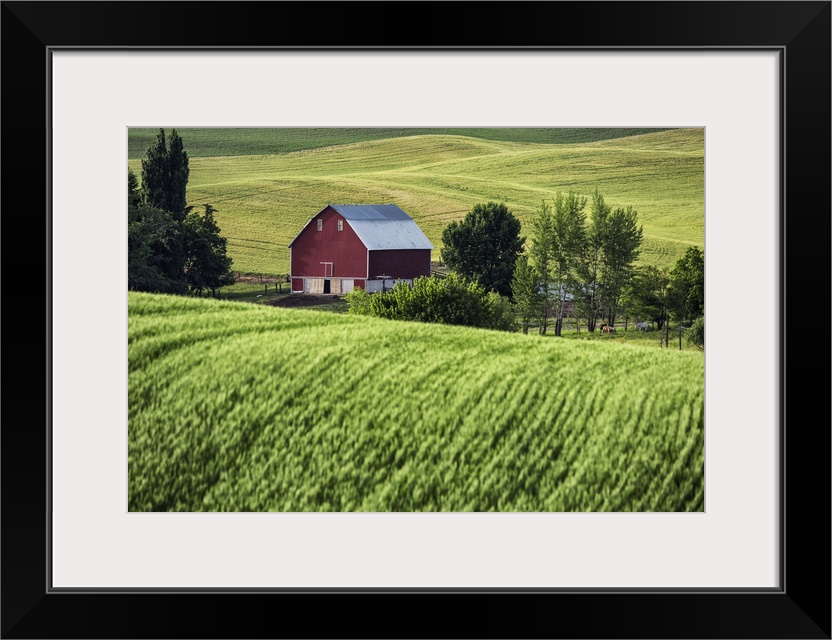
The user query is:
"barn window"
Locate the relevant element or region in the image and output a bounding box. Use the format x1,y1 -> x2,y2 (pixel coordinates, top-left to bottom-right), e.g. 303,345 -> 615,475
337,220 -> 343,231
317,219 -> 322,231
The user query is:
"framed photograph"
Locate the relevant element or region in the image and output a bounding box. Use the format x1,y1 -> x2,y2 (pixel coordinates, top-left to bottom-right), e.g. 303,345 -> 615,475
4,2 -> 829,638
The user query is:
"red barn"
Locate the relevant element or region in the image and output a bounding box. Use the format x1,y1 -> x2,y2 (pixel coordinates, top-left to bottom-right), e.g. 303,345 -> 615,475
288,204 -> 433,294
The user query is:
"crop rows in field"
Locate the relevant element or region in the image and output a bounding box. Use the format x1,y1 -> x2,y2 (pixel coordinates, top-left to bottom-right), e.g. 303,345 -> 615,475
127,127 -> 675,159
127,129 -> 704,275
128,292 -> 704,512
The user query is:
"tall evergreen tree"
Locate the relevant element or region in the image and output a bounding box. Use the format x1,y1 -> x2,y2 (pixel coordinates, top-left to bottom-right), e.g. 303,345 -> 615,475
140,128 -> 190,220
137,129 -> 183,283
129,129 -> 233,295
140,129 -> 170,211
167,129 -> 190,220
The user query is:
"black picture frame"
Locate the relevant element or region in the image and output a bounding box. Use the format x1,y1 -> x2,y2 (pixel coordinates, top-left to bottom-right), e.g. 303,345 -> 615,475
3,2 -> 829,638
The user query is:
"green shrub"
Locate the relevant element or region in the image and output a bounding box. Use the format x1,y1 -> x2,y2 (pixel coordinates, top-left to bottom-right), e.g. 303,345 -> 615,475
686,316 -> 704,350
485,291 -> 517,332
344,288 -> 373,316
345,274 -> 514,331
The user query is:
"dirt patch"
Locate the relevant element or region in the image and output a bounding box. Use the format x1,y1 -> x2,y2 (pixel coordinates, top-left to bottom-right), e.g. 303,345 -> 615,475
235,274 -> 287,285
267,294 -> 345,308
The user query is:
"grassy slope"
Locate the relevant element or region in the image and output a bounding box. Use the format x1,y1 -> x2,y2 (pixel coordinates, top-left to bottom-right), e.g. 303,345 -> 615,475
128,127 -> 675,159
128,292 -> 704,512
128,129 -> 703,276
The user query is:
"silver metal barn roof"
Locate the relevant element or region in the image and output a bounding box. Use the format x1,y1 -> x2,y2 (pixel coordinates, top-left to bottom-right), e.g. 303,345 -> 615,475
330,204 -> 413,221
288,204 -> 434,251
332,204 -> 434,251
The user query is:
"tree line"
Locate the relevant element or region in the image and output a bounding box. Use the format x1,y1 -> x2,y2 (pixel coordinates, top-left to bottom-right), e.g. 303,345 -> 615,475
128,129 -> 235,296
437,198 -> 704,344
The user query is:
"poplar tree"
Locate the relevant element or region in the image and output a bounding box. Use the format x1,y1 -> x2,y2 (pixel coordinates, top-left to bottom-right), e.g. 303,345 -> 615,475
130,129 -> 233,295
140,128 -> 190,220
600,205 -> 643,326
551,191 -> 588,336
511,254 -> 542,334
529,200 -> 555,335
140,129 -> 170,212
580,189 -> 610,332
166,129 -> 190,220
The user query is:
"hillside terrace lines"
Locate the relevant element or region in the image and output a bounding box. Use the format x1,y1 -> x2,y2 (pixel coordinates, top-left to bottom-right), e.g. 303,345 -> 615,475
414,152 -> 702,186
360,170 -> 570,199
129,130 -> 703,275
262,136 -> 515,174
180,135 -> 703,186
179,134 -> 702,196
129,131 -> 702,192
643,232 -> 702,246
181,162 -> 702,219
127,128 -> 688,161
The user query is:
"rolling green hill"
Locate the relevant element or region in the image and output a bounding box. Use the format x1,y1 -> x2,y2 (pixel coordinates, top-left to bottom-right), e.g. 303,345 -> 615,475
128,292 -> 704,512
128,127 -> 674,159
127,128 -> 703,276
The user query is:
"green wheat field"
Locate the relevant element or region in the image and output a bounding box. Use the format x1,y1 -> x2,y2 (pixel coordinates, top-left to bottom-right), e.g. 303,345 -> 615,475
128,292 -> 704,512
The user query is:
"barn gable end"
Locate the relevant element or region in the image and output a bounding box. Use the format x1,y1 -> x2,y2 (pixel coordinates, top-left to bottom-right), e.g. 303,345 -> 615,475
289,206 -> 368,279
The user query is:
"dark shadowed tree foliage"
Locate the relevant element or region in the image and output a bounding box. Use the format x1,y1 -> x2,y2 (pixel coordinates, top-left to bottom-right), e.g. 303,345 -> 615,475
139,130 -> 167,209
625,265 -> 671,330
183,204 -> 235,296
128,169 -> 186,293
668,246 -> 704,325
687,316 -> 704,350
129,130 -> 234,295
128,169 -> 140,206
128,204 -> 188,294
140,128 -> 190,220
440,202 -> 524,298
166,130 -> 190,219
